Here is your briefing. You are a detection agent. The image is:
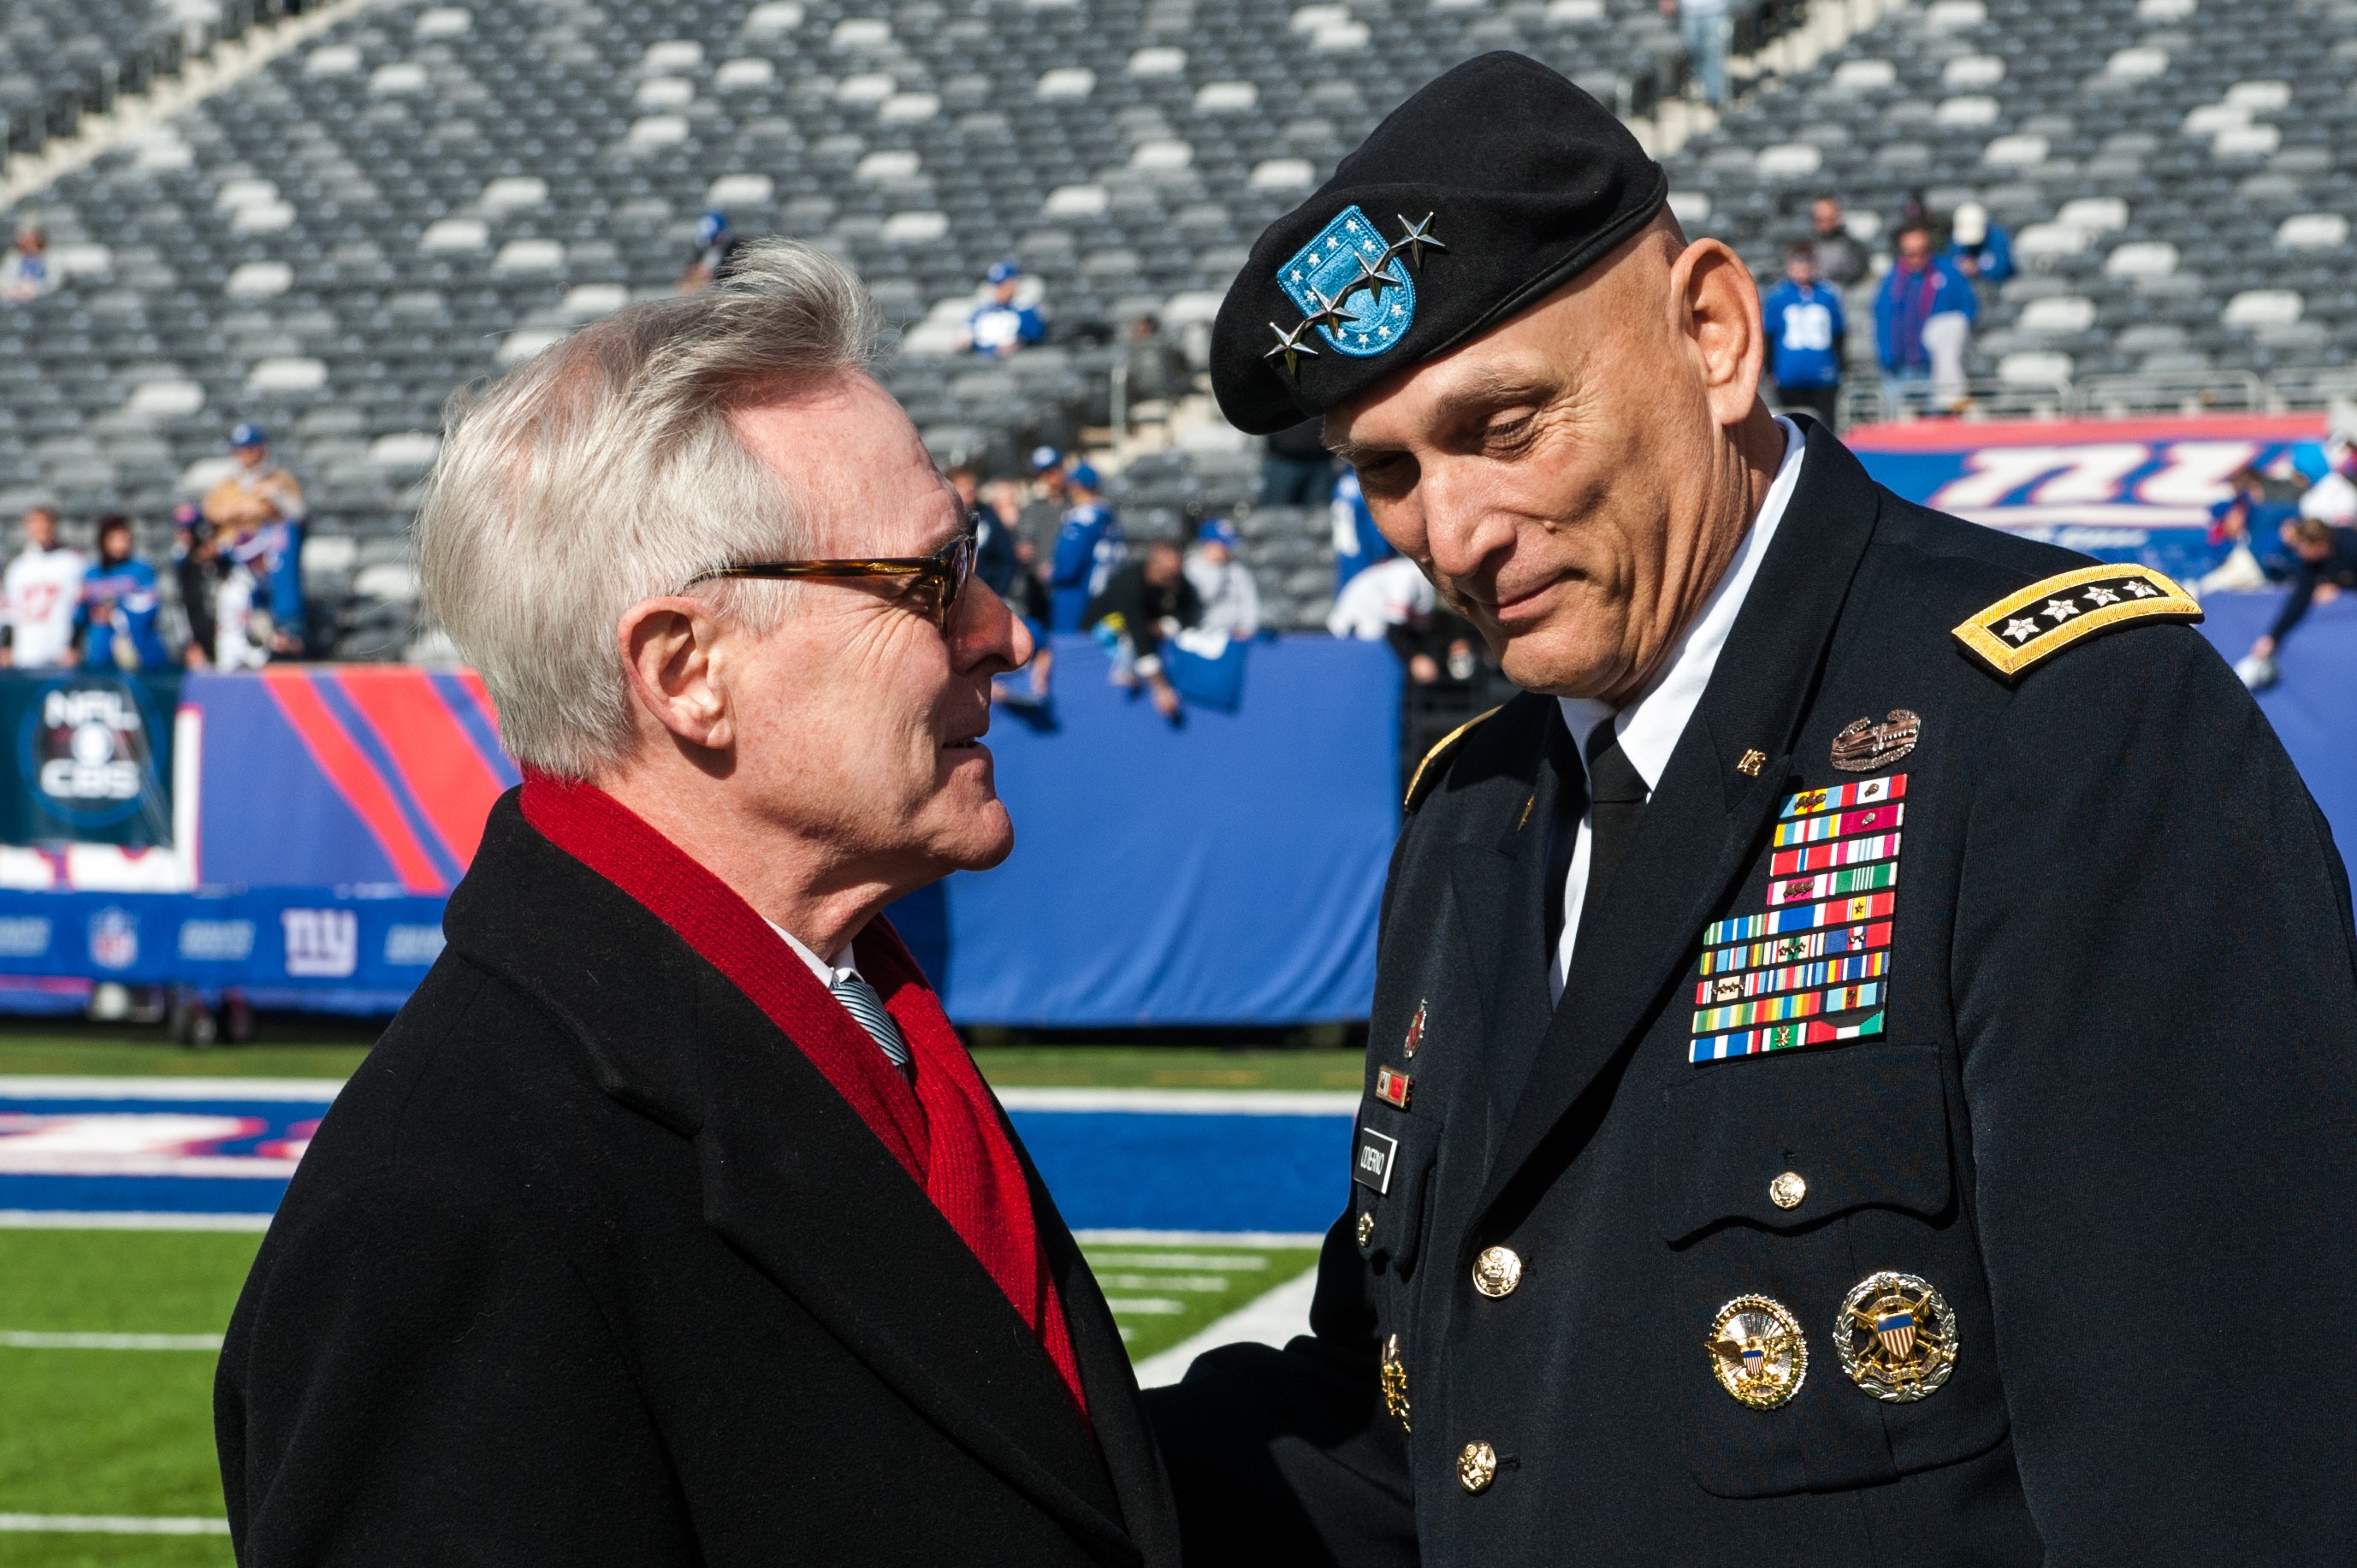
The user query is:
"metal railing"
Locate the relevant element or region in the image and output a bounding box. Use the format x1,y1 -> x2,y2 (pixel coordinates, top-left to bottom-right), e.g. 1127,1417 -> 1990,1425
1829,363 -> 2350,429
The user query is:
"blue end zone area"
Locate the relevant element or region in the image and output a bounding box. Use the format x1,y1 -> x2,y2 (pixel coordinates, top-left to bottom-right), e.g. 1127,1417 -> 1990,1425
0,1090 -> 328,1217
1006,1107 -> 1353,1234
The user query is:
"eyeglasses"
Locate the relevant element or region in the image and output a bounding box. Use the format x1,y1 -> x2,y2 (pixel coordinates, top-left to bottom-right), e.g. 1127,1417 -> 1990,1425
681,531 -> 976,633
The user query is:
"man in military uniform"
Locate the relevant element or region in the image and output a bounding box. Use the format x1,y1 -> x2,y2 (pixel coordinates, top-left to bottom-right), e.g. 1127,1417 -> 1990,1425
1144,53 -> 2357,1565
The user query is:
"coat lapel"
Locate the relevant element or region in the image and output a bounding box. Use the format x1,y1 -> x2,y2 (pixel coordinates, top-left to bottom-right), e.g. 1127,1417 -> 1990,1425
1471,423 -> 1887,1228
445,802 -> 1140,1565
1443,704 -> 1559,1124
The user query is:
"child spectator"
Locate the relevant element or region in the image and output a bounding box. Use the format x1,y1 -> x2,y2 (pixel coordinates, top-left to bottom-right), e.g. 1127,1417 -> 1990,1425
1183,518 -> 1261,639
1945,202 -> 2014,286
1087,538 -> 1200,720
1048,462 -> 1122,630
961,261 -> 1046,358
1760,240 -> 1845,427
78,514 -> 169,671
1,506 -> 86,667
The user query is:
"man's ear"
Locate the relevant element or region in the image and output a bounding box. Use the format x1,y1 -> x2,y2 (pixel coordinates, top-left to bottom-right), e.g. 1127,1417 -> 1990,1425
1670,238 -> 1767,430
617,597 -> 735,754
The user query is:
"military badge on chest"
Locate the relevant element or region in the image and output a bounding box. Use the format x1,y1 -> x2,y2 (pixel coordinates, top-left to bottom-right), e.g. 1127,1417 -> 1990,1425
1691,771 -> 1909,1063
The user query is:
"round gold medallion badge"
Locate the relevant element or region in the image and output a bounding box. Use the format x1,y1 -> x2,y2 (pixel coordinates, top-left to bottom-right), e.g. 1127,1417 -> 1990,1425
1706,1294 -> 1808,1410
1835,1271 -> 1957,1402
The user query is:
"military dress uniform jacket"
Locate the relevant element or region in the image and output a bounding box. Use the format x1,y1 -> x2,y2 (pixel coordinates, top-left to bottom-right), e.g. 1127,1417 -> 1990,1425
1146,421 -> 2357,1565
216,798 -> 1181,1568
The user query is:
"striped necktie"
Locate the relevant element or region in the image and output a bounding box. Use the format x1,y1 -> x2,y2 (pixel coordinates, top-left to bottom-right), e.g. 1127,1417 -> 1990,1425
830,970 -> 915,1078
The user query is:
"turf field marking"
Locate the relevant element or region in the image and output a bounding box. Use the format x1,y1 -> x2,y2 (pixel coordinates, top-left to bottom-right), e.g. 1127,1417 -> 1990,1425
1073,1228 -> 1324,1247
0,1077 -> 341,1102
0,1514 -> 230,1535
0,1210 -> 274,1231
999,1088 -> 1356,1115
1130,1264 -> 1322,1388
0,1330 -> 223,1350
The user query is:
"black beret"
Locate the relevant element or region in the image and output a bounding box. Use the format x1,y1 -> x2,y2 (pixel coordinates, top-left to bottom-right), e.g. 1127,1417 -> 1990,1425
1209,52 -> 1669,435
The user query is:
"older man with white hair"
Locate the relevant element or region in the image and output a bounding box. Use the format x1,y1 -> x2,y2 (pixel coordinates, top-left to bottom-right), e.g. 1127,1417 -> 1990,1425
213,244 -> 1180,1568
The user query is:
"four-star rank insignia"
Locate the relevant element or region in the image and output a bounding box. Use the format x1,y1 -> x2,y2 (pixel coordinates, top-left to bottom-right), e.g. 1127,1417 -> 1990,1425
1952,563 -> 2200,683
1836,1271 -> 1957,1402
1707,1294 -> 1808,1409
1270,206 -> 1444,373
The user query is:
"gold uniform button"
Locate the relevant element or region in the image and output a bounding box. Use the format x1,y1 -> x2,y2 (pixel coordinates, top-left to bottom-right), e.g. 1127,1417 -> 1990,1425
1769,1170 -> 1807,1210
1471,1246 -> 1523,1298
1356,1210 -> 1377,1247
1456,1441 -> 1497,1494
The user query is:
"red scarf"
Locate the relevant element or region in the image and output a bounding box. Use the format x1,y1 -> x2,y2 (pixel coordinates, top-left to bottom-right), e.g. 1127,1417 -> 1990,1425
519,775 -> 1088,1420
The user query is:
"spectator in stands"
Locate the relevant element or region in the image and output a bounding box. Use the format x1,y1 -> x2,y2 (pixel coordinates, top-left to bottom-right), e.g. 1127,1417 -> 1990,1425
1327,553 -> 1475,684
1048,462 -> 1122,630
2298,433 -> 2357,527
1330,466 -> 1395,592
1184,518 -> 1261,640
202,423 -> 307,657
1017,446 -> 1067,547
1667,0 -> 1732,106
1760,240 -> 1845,427
1260,416 -> 1336,506
956,469 -> 1020,599
1808,196 -> 1863,287
1874,223 -> 1977,412
0,225 -> 53,304
77,514 -> 168,672
1,505 -> 86,668
1087,537 -> 1199,720
171,503 -> 216,667
676,210 -> 743,292
1945,200 -> 2014,287
1122,313 -> 1190,419
2236,518 -> 2357,690
959,261 -> 1045,358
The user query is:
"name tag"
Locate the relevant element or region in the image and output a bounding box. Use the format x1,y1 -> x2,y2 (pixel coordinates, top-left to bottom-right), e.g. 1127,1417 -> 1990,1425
1353,1127 -> 1400,1194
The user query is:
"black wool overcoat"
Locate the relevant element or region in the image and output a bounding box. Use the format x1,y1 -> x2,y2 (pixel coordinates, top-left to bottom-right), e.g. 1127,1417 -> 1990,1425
216,798 -> 1180,1568
1147,419 -> 2357,1566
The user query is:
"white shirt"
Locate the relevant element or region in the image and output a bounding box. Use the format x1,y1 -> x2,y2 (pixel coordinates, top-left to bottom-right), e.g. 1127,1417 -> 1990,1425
1549,417 -> 1805,1003
767,919 -> 871,993
1327,554 -> 1435,639
4,545 -> 87,668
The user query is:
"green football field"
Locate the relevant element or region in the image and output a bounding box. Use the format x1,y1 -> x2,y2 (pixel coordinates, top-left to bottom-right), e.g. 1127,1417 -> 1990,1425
0,1026 -> 1339,1561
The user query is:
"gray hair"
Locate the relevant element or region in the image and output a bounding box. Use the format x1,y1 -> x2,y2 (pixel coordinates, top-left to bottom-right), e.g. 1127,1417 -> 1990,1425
417,240 -> 879,779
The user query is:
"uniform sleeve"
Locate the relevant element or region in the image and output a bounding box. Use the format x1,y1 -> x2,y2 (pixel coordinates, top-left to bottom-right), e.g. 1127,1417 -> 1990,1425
216,1164 -> 693,1565
1952,625 -> 2357,1561
1140,1216 -> 1417,1568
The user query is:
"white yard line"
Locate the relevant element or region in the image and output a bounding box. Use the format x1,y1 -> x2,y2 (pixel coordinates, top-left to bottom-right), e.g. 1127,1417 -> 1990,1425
0,1076 -> 341,1102
0,1210 -> 273,1231
998,1087 -> 1355,1115
0,1514 -> 230,1535
1130,1264 -> 1321,1389
0,1331 -> 222,1351
1074,1228 -> 1324,1248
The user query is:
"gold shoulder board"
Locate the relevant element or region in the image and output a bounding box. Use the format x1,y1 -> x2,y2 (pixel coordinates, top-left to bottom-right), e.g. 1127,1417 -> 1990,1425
1951,563 -> 2201,683
1404,707 -> 1501,812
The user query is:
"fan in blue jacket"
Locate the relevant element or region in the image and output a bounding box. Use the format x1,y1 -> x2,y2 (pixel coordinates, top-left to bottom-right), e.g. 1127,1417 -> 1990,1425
1048,464 -> 1123,631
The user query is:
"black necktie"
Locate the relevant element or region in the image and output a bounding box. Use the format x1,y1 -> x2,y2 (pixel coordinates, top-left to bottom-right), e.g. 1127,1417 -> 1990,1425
1579,720 -> 1649,940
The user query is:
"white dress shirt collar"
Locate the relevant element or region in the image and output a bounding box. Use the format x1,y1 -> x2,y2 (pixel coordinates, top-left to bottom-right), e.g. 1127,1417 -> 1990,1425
767,919 -> 864,989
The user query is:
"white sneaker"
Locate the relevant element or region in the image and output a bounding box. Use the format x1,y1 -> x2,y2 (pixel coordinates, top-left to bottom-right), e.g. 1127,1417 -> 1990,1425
2236,653 -> 2279,690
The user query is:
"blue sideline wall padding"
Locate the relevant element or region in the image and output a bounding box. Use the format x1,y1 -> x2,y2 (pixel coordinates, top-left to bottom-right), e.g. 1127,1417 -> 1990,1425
891,636 -> 1402,1027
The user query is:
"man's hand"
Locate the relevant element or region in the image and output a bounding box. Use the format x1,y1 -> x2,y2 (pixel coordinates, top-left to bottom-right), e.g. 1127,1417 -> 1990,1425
1148,672 -> 1181,719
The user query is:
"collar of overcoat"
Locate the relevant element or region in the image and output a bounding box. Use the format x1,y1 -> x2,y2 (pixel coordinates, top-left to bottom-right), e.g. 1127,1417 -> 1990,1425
1465,419 -> 1886,1241
443,796 -> 1174,1568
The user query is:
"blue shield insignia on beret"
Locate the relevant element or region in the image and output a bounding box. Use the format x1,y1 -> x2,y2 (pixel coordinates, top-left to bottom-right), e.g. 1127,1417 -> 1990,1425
1278,205 -> 1417,359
